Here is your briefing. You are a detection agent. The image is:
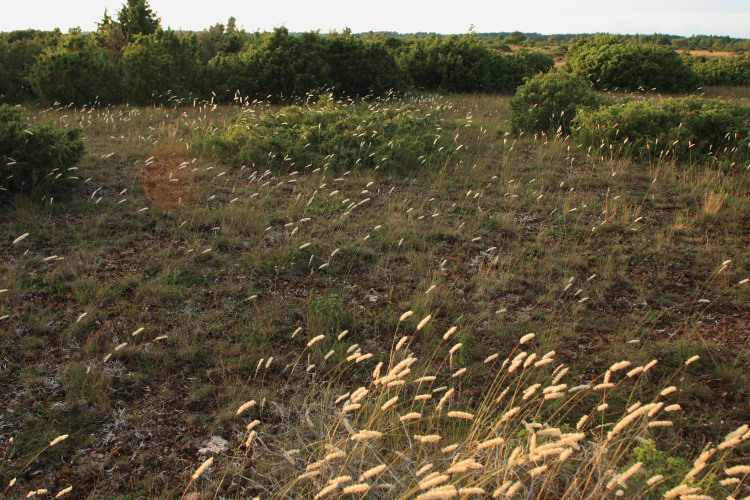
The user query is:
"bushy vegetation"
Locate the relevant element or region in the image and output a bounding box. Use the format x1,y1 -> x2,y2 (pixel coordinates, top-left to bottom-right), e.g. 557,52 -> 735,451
395,34 -> 553,93
566,36 -> 701,92
201,95 -> 456,173
209,28 -> 404,103
573,97 -> 750,162
121,29 -> 205,104
0,29 -> 61,104
0,1 -> 563,106
508,71 -> 604,134
27,35 -> 121,106
686,54 -> 750,86
5,4 -> 750,108
0,105 -> 84,201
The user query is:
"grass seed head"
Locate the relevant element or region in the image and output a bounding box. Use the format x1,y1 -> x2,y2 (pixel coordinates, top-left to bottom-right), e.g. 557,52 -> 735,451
192,456 -> 214,480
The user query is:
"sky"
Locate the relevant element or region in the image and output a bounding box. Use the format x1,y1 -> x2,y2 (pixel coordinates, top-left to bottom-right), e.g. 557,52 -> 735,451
2,0 -> 749,37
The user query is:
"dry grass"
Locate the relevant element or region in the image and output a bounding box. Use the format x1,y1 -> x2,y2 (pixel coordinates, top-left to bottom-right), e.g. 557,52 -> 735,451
0,92 -> 748,498
175,326 -> 749,499
677,50 -> 742,59
141,142 -> 198,211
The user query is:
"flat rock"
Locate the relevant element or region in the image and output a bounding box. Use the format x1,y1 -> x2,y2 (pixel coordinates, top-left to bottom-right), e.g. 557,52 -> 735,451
199,435 -> 229,455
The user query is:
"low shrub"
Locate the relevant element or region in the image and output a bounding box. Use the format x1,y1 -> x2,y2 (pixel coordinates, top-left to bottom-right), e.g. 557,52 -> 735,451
121,29 -> 206,105
573,97 -> 750,163
509,71 -> 604,134
685,55 -> 750,86
209,28 -> 405,103
200,95 -> 457,174
566,36 -> 701,92
396,35 -> 553,94
0,29 -> 62,104
27,35 -> 121,106
0,105 -> 85,201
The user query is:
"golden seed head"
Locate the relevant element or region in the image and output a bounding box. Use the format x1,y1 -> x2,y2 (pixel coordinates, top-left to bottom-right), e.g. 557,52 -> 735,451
443,326 -> 458,340
399,412 -> 422,422
381,396 -> 398,411
342,483 -> 370,494
447,410 -> 474,420
399,310 -> 414,322
236,400 -> 257,415
54,486 -> 73,498
609,360 -> 631,372
307,334 -> 325,347
191,456 -> 214,480
350,430 -> 382,440
49,434 -> 69,447
414,434 -> 442,443
360,464 -> 386,480
646,474 -> 664,486
660,386 -> 677,397
724,465 -> 750,476
416,314 -> 432,331
519,333 -> 535,344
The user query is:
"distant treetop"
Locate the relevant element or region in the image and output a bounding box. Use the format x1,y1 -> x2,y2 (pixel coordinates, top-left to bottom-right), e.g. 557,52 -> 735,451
117,0 -> 160,40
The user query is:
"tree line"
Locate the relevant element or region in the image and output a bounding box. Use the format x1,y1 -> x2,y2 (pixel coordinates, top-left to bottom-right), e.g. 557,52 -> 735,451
0,0 -> 556,106
2,0 -> 749,107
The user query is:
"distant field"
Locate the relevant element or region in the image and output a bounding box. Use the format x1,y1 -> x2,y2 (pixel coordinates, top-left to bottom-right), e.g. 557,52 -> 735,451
1,90 -> 748,498
678,49 -> 743,58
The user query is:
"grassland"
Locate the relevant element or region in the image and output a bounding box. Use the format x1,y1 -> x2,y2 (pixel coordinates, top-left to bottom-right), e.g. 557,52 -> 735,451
0,90 -> 748,499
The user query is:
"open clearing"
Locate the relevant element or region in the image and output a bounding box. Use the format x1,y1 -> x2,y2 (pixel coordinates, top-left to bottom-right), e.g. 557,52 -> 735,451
1,91 -> 748,498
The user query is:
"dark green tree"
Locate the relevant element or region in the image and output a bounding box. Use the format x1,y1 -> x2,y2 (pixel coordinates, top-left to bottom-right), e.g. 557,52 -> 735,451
122,29 -> 204,104
95,8 -> 127,62
117,0 -> 160,41
0,29 -> 62,103
27,34 -> 121,105
197,19 -> 245,63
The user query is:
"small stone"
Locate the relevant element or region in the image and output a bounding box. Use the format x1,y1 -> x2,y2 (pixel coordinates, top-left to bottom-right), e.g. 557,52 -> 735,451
199,435 -> 229,455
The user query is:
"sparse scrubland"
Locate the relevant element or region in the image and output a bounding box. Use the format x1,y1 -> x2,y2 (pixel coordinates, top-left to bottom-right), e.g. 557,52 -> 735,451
1,84 -> 749,499
1,3 -> 749,497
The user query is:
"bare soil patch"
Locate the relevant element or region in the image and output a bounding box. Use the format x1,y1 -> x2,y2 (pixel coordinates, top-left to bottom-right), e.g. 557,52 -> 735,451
141,143 -> 195,211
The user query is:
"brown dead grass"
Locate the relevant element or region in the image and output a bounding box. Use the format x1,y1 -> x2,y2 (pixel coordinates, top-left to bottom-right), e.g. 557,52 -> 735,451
678,49 -> 741,59
141,143 -> 195,211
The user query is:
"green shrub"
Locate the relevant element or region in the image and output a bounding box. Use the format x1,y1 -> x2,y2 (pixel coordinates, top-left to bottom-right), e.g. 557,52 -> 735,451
27,35 -> 121,106
573,97 -> 750,163
200,95 -> 455,174
509,71 -> 604,134
629,439 -> 690,496
566,36 -> 701,92
396,34 -> 553,94
209,28 -> 404,103
121,29 -> 205,104
0,30 -> 62,104
0,105 -> 85,201
685,55 -> 750,86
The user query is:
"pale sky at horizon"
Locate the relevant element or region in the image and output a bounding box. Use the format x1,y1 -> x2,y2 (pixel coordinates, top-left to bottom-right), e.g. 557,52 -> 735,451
2,0 -> 749,38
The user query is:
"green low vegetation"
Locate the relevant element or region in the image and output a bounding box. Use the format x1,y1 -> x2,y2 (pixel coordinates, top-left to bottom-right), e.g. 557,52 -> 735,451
565,35 -> 701,92
200,95 -> 457,174
686,55 -> 750,86
508,71 -> 604,134
0,105 -> 85,202
573,97 -> 750,162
